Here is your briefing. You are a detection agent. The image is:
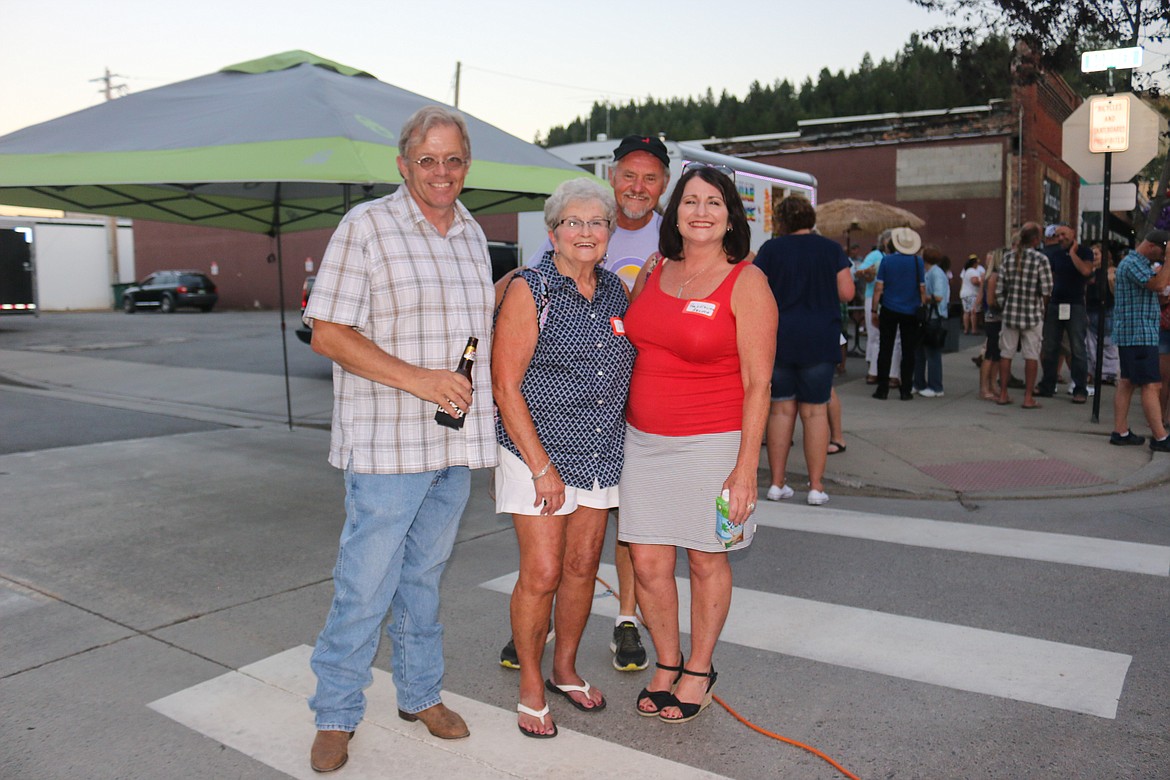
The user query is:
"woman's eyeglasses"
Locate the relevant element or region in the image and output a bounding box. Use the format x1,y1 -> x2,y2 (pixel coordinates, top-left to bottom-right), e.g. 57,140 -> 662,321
557,218 -> 611,232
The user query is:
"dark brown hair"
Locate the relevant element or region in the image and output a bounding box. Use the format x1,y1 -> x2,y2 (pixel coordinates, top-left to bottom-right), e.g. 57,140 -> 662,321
773,194 -> 817,234
659,167 -> 751,262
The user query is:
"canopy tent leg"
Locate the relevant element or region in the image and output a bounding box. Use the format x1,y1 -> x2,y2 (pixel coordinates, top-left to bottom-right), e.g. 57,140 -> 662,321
270,183 -> 294,431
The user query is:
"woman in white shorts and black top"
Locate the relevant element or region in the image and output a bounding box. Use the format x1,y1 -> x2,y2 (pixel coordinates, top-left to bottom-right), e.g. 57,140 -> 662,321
492,178 -> 635,738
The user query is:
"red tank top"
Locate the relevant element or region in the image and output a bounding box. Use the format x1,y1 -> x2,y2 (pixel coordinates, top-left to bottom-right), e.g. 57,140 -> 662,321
625,261 -> 747,436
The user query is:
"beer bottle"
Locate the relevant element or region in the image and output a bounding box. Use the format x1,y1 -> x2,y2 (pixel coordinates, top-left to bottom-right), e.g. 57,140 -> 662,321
434,337 -> 478,429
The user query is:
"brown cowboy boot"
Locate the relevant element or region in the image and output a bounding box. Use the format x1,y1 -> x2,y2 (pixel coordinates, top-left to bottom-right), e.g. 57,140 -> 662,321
397,702 -> 469,739
310,729 -> 353,773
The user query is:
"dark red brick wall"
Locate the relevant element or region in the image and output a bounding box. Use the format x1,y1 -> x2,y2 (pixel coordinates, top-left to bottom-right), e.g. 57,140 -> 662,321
755,140 -> 1010,265
134,214 -> 518,311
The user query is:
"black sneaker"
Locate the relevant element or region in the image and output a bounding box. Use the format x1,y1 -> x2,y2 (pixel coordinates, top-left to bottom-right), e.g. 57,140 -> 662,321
499,637 -> 520,670
1109,431 -> 1146,446
610,621 -> 649,671
1150,436 -> 1170,452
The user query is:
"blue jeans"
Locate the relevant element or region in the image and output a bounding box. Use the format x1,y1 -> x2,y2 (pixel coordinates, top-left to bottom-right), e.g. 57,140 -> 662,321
309,466 -> 470,731
1038,302 -> 1088,395
913,344 -> 943,393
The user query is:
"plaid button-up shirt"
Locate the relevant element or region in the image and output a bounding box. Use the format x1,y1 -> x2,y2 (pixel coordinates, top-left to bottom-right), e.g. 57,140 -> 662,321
1113,250 -> 1159,347
304,186 -> 497,474
995,246 -> 1052,330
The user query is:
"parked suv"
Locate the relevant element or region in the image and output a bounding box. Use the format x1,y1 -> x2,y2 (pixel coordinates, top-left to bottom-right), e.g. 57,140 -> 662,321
123,270 -> 217,313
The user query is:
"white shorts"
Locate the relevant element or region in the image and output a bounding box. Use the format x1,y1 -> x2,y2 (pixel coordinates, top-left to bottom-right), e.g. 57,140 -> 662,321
999,324 -> 1042,361
494,446 -> 619,516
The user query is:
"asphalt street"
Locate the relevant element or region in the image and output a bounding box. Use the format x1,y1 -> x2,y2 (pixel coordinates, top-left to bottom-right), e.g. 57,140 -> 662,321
1,311 -> 1167,779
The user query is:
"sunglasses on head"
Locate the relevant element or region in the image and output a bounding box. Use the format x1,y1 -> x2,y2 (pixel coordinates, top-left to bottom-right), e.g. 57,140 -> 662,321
683,161 -> 735,180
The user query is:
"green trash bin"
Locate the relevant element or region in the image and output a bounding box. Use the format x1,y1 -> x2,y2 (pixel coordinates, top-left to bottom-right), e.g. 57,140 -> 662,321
111,283 -> 131,310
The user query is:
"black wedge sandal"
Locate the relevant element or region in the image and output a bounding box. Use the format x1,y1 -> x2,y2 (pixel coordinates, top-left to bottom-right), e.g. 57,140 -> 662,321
659,665 -> 717,724
636,657 -> 684,717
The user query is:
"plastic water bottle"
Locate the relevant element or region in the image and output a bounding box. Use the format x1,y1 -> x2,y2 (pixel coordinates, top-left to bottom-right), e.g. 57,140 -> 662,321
715,489 -> 743,549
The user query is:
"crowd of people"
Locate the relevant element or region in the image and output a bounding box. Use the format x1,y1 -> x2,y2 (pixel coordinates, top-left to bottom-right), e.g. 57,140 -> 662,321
298,105 -> 1170,770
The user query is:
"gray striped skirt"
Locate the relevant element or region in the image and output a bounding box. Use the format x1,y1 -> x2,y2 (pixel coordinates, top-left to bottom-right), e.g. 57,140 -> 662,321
617,424 -> 749,553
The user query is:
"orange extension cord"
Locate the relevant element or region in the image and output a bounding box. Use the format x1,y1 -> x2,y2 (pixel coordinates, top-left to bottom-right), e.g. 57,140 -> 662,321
595,575 -> 861,780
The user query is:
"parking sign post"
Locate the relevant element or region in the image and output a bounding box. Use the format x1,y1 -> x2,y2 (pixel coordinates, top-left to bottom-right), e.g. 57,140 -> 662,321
1084,54 -> 1129,421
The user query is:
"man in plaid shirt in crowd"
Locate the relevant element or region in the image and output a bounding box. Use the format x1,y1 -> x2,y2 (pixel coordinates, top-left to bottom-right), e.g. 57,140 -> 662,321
995,222 -> 1053,408
1110,228 -> 1170,451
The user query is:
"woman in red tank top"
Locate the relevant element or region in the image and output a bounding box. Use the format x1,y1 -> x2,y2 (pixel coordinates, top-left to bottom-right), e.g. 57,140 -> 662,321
618,165 -> 777,723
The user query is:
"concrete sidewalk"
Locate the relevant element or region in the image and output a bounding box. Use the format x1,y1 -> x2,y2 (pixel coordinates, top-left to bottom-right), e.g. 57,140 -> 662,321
808,344 -> 1170,501
2,340 -> 1168,501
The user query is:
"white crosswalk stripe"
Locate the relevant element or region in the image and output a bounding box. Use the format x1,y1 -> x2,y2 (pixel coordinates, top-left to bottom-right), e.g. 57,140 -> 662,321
751,503 -> 1170,576
481,563 -> 1130,719
150,645 -> 730,780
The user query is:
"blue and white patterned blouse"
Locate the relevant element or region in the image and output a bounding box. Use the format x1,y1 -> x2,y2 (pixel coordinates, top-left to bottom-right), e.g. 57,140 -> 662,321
495,252 -> 636,489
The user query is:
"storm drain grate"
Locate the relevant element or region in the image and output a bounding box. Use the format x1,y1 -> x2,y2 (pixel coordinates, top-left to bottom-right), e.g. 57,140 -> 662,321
918,458 -> 1107,492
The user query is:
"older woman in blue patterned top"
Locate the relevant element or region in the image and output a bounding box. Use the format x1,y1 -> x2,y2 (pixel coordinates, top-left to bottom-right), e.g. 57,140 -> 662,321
492,178 -> 636,738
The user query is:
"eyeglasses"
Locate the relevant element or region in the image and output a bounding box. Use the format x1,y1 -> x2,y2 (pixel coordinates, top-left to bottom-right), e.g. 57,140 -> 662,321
683,161 -> 735,179
411,155 -> 469,171
558,218 -> 611,232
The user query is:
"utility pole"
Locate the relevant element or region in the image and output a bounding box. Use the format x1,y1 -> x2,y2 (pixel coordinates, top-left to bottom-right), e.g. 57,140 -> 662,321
89,67 -> 127,101
90,67 -> 127,299
454,61 -> 461,108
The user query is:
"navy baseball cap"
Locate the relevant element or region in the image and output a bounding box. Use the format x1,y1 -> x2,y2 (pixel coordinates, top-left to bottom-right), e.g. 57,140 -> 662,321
613,135 -> 670,168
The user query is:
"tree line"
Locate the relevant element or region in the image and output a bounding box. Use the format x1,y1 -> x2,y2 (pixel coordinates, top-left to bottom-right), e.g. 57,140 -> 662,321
538,35 -> 1017,146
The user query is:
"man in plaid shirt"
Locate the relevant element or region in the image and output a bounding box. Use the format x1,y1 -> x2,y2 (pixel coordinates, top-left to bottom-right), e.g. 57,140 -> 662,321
995,222 -> 1053,408
1110,229 -> 1170,450
304,106 -> 496,771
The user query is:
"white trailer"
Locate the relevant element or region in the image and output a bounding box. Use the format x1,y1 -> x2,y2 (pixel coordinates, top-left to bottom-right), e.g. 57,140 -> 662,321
0,216 -> 134,312
517,138 -> 817,262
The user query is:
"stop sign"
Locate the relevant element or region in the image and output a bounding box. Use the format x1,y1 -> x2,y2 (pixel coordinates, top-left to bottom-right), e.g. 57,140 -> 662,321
1062,92 -> 1166,182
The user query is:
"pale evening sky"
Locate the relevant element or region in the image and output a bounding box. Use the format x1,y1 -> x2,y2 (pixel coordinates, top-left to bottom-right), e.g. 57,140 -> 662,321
4,0 -> 965,144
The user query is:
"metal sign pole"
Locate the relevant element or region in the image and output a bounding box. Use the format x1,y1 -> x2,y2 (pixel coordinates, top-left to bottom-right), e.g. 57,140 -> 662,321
1090,68 -> 1116,424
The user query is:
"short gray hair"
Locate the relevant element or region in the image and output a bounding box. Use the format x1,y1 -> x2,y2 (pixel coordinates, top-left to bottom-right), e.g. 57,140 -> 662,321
399,105 -> 470,161
877,228 -> 894,253
543,178 -> 617,232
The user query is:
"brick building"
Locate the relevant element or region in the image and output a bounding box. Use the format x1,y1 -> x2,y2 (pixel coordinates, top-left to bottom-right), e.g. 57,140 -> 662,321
698,72 -> 1086,266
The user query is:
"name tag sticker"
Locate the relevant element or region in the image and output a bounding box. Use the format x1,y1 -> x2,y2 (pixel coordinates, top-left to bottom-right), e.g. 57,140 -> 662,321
610,317 -> 626,336
1058,303 -> 1071,321
684,300 -> 718,318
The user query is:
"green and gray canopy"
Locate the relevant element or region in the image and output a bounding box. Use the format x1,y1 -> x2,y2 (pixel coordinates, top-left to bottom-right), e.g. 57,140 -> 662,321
0,50 -> 587,232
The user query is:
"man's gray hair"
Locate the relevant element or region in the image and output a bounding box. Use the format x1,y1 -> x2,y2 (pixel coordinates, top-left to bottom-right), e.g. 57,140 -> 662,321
543,178 -> 617,232
399,106 -> 471,161
877,228 -> 894,253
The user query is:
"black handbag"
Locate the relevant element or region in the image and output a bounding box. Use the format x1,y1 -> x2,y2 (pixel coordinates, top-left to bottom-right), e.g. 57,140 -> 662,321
922,304 -> 947,348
